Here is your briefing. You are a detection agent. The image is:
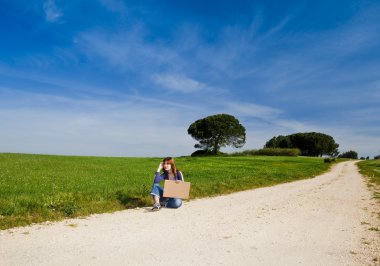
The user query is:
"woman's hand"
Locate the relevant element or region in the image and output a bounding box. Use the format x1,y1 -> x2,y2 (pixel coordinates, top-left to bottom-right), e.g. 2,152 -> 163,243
157,162 -> 163,172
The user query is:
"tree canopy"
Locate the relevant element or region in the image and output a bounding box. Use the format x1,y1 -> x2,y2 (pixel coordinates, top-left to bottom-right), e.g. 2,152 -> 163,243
187,114 -> 246,154
264,132 -> 339,157
338,150 -> 358,159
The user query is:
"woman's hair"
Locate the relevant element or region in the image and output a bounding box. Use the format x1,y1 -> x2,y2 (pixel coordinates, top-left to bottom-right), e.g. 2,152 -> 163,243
162,157 -> 178,175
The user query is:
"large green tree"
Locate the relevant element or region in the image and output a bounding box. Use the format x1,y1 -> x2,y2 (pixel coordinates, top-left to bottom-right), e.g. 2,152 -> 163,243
265,132 -> 339,157
187,114 -> 246,154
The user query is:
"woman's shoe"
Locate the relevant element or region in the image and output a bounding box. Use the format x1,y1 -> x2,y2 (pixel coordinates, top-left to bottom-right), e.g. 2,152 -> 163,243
152,203 -> 161,211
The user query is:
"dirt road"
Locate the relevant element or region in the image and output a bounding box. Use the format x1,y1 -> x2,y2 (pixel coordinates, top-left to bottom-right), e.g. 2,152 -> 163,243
1,161 -> 379,265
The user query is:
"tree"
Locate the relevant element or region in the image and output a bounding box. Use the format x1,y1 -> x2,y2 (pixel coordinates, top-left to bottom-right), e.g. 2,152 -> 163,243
187,114 -> 246,154
264,135 -> 291,149
289,132 -> 339,157
264,132 -> 339,157
338,150 -> 358,159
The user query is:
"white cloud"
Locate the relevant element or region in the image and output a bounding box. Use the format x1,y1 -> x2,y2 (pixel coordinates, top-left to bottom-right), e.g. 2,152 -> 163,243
43,0 -> 62,23
152,74 -> 211,93
1,87 -> 378,158
221,101 -> 282,120
0,89 -> 201,157
271,119 -> 313,133
2,3 -> 380,158
0,108 -> 190,157
76,29 -> 181,72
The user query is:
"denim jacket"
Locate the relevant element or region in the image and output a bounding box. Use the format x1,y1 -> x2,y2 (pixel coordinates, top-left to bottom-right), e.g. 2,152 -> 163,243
154,171 -> 184,183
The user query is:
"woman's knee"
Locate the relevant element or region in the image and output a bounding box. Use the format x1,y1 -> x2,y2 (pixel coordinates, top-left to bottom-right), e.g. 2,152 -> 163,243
167,198 -> 182,208
150,183 -> 163,197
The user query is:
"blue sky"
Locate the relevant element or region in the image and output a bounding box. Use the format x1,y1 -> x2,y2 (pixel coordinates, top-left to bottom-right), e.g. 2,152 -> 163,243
0,0 -> 379,157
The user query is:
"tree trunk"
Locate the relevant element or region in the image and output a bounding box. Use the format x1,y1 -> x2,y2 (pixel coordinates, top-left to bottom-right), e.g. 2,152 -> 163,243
213,141 -> 219,154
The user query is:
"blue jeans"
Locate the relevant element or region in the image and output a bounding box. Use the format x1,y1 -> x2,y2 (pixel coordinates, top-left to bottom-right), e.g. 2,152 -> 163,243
150,183 -> 182,209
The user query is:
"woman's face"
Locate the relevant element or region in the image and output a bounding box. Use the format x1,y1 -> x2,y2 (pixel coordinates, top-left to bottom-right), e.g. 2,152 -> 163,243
163,161 -> 172,171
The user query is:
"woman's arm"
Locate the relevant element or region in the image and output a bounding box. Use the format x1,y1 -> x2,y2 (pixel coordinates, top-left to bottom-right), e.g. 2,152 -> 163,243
154,172 -> 165,183
177,171 -> 184,181
153,162 -> 164,183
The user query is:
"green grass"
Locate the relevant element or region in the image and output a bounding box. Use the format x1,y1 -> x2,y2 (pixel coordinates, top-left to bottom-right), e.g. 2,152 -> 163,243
0,153 -> 333,230
358,159 -> 380,201
358,159 -> 380,186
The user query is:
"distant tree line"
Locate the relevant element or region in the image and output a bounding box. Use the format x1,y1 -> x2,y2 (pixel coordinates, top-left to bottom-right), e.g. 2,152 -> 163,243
338,150 -> 358,159
187,114 -> 368,158
264,132 -> 339,157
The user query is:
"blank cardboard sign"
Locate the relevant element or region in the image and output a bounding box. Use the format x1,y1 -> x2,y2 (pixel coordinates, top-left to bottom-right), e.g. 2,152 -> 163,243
163,180 -> 191,199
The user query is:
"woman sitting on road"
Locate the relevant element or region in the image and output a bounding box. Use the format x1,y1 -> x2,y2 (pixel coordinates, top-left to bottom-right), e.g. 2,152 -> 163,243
150,157 -> 184,211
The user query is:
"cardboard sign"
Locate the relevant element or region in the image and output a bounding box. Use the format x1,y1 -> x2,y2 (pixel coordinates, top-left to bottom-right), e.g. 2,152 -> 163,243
163,180 -> 191,199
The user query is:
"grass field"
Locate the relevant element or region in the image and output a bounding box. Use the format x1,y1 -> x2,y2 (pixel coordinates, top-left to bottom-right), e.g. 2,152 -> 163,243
0,153 -> 333,230
358,159 -> 380,201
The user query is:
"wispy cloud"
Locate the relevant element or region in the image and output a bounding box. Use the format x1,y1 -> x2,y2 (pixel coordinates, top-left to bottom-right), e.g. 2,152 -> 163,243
1,1 -> 379,157
221,101 -> 282,120
1,81 -> 378,157
0,84 -> 293,156
43,0 -> 62,23
75,28 -> 181,72
0,88 -> 198,156
152,74 -> 211,93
